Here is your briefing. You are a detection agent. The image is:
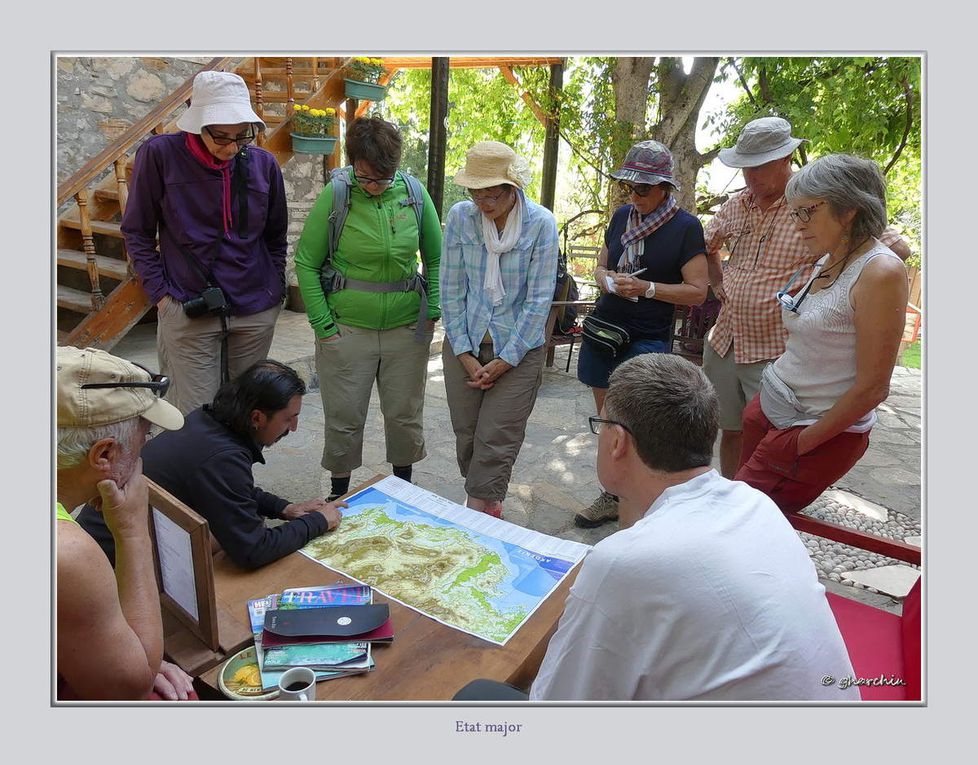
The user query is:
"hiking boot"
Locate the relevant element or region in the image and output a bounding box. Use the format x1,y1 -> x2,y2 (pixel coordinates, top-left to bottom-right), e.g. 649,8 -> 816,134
574,491 -> 619,527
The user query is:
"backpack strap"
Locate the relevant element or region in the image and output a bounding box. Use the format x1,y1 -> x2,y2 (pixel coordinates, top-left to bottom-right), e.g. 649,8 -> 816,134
326,166 -> 353,264
398,171 -> 426,269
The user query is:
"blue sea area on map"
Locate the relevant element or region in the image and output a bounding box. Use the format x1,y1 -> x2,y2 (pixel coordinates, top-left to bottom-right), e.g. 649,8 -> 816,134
347,487 -> 574,613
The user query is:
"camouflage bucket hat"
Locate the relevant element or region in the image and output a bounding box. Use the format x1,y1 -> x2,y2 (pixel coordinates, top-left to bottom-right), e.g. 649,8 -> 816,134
609,140 -> 679,191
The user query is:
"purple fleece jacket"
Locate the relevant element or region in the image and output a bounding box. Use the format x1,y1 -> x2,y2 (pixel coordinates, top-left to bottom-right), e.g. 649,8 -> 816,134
122,132 -> 287,315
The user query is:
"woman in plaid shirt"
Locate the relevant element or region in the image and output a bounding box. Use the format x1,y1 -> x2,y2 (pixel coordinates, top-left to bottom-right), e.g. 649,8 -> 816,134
440,142 -> 559,518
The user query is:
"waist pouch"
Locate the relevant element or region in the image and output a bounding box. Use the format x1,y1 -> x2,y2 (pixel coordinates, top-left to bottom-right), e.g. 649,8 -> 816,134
582,314 -> 631,357
759,364 -> 808,429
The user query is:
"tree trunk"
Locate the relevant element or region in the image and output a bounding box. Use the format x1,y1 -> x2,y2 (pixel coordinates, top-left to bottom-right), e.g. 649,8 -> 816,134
609,57 -> 655,209
608,57 -> 720,213
651,57 -> 719,212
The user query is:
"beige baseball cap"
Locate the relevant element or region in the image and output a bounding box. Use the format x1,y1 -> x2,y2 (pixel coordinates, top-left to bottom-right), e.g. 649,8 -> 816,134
57,346 -> 184,431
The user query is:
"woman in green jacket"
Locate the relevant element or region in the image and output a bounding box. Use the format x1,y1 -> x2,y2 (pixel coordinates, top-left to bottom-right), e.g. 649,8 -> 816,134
295,117 -> 442,500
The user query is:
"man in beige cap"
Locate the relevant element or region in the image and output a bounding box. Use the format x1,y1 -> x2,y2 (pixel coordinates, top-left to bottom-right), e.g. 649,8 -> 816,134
56,346 -> 186,699
703,117 -> 910,478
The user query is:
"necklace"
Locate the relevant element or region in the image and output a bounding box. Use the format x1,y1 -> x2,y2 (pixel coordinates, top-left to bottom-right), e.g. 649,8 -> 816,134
815,236 -> 871,281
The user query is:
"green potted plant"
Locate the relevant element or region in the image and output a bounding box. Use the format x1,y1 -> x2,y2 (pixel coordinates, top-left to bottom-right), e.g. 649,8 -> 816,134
344,56 -> 388,101
290,104 -> 338,155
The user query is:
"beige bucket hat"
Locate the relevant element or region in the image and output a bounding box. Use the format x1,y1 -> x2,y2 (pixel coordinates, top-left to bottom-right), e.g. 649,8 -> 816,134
719,117 -> 806,168
453,141 -> 530,189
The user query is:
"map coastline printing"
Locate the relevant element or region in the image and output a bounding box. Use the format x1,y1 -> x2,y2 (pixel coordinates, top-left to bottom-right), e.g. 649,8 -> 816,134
298,476 -> 591,645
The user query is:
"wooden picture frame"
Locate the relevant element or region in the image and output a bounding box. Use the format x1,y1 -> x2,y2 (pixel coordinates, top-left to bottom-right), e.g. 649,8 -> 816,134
147,479 -> 220,652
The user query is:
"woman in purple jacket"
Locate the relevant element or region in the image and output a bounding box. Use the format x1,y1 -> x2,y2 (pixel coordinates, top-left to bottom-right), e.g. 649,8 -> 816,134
122,71 -> 288,414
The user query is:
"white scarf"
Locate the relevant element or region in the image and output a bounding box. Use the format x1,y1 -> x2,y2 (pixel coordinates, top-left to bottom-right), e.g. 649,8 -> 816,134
480,193 -> 523,306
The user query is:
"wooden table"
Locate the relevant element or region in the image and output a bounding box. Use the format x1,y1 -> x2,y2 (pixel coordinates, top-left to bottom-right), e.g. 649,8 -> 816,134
199,531 -> 579,700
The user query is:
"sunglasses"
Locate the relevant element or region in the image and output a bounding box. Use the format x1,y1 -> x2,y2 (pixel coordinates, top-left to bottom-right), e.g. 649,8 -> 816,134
776,259 -> 825,313
617,181 -> 656,197
203,125 -> 255,147
81,361 -> 171,398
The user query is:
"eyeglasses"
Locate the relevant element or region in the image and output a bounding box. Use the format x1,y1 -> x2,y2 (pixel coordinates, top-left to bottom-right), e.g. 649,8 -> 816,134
776,260 -> 824,313
468,186 -> 510,203
81,361 -> 171,398
788,201 -> 826,224
203,125 -> 255,147
588,416 -> 632,436
354,170 -> 395,188
617,181 -> 656,198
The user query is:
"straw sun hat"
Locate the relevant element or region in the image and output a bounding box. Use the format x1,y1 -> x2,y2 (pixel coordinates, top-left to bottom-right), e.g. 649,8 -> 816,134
453,141 -> 531,189
176,71 -> 265,134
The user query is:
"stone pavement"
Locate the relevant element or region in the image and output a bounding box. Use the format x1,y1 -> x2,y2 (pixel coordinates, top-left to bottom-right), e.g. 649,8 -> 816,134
112,309 -> 922,610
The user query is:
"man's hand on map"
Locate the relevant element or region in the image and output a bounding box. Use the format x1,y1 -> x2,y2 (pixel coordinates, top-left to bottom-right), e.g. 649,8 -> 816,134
315,500 -> 346,532
283,499 -> 334,520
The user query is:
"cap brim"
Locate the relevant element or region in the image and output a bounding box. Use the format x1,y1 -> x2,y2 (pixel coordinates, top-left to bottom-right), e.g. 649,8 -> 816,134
452,170 -> 519,189
141,398 -> 185,431
718,138 -> 804,168
177,103 -> 266,134
609,169 -> 680,192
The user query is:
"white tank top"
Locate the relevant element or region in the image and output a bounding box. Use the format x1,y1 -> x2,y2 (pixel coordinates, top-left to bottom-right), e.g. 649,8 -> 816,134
765,240 -> 902,424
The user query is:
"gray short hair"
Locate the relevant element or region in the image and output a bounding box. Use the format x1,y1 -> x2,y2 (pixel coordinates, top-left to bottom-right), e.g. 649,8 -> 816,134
785,154 -> 887,242
605,354 -> 718,472
57,416 -> 141,470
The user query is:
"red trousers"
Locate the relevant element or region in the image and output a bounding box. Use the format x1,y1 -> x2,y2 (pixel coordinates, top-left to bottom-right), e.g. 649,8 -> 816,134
734,395 -> 870,513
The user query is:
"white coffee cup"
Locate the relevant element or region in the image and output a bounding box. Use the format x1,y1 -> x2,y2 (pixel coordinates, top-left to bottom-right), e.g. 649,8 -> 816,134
277,667 -> 317,701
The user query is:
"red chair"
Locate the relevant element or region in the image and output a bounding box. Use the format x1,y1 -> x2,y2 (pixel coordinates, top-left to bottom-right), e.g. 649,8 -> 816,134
789,514 -> 921,701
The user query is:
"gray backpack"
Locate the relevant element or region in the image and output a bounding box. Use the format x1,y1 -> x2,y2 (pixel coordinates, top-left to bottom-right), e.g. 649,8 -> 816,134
319,167 -> 430,341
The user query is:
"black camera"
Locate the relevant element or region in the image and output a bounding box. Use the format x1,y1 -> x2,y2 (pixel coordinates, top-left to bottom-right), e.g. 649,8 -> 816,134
182,286 -> 229,318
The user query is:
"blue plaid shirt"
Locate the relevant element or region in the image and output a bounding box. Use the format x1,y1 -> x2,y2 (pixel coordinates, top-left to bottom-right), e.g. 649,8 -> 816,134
441,191 -> 558,367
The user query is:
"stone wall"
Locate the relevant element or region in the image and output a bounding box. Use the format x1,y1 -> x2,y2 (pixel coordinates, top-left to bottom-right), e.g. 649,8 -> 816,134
56,56 -> 328,296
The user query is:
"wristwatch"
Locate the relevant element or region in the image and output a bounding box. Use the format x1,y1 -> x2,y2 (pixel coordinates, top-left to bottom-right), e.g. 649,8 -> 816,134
644,281 -> 656,299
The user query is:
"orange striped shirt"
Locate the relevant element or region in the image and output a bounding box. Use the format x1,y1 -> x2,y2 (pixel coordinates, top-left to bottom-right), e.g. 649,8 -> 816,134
705,190 -> 900,364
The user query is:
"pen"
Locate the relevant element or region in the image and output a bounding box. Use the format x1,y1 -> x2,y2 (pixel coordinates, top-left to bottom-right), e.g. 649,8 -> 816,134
624,267 -> 647,278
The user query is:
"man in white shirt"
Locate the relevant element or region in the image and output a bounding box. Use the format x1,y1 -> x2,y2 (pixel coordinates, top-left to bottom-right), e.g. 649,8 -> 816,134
529,353 -> 858,701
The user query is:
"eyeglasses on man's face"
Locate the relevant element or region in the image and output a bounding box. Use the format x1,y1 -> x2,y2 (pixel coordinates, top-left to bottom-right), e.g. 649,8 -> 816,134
588,416 -> 632,436
203,125 -> 255,147
468,186 -> 510,204
81,361 -> 171,399
617,181 -> 656,198
788,200 -> 826,224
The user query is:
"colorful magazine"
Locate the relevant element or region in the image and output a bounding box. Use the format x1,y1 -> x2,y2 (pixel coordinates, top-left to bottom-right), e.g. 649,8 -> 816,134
262,641 -> 373,671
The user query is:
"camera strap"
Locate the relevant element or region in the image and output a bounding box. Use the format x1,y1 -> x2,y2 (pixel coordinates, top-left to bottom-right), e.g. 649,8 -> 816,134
167,236 -> 231,384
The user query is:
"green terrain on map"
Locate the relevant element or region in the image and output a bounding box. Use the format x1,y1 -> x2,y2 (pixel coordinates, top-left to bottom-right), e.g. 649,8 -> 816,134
303,506 -> 528,641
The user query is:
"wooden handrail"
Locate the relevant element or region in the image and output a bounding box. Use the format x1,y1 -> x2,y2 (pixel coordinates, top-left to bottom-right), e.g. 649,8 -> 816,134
57,57 -> 234,206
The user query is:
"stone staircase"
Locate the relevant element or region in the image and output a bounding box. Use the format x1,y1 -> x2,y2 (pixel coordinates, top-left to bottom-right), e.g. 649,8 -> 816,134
56,56 -> 358,350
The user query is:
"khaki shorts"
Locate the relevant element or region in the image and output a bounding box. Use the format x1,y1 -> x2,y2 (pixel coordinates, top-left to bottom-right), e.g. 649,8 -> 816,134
702,340 -> 770,432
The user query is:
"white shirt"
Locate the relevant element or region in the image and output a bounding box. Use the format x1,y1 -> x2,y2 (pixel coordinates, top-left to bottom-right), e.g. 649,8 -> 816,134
530,471 -> 859,701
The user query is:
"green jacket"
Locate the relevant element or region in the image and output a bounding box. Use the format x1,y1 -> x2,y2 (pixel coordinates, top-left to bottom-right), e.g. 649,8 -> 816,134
295,170 -> 442,339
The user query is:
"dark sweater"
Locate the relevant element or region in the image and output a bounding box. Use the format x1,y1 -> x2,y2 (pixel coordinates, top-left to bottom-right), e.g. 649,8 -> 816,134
77,406 -> 328,570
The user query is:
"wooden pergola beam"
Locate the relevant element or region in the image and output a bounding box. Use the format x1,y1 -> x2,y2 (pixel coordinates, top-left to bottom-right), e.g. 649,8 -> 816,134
382,56 -> 563,70
498,66 -> 548,128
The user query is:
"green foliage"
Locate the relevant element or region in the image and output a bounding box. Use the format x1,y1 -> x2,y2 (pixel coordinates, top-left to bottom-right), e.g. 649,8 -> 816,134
900,339 -> 921,370
721,57 -> 922,260
385,66 -> 546,215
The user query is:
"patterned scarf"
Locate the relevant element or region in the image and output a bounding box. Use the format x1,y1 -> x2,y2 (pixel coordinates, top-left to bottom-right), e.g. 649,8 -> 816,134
619,194 -> 680,271
184,131 -> 234,237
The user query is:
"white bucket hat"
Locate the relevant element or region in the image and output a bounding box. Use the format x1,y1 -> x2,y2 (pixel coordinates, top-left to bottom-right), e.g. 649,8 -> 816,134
176,71 -> 265,134
453,141 -> 530,189
718,117 -> 806,168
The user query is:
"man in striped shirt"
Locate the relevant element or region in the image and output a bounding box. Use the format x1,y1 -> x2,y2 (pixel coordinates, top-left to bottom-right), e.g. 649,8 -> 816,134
703,118 -> 909,478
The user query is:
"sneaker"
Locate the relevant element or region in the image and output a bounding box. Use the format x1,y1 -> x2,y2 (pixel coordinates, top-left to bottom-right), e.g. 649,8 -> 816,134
574,491 -> 619,528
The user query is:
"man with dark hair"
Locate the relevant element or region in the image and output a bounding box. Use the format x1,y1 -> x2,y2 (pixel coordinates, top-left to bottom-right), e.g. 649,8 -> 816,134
529,354 -> 858,700
79,360 -> 344,570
